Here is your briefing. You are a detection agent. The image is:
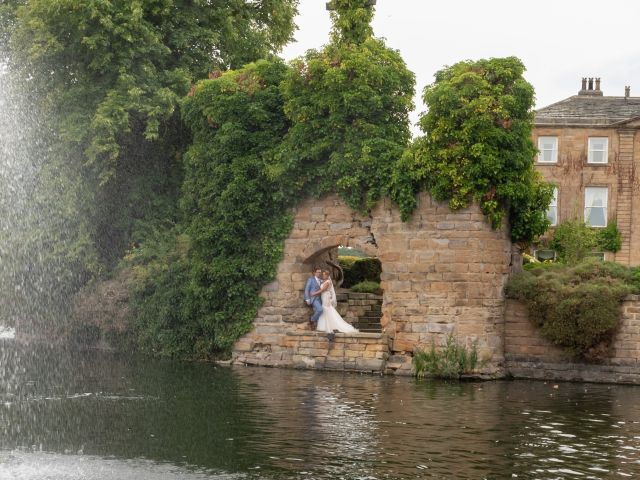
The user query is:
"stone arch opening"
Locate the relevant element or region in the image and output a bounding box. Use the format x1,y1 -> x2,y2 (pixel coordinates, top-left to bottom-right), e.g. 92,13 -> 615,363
304,243 -> 383,333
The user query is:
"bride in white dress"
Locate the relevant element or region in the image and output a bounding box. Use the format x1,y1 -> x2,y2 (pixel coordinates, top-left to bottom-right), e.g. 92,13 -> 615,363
315,270 -> 358,333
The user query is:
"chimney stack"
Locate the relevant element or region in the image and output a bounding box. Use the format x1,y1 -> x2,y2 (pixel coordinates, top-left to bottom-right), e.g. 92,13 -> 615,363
578,76 -> 604,96
625,86 -> 631,98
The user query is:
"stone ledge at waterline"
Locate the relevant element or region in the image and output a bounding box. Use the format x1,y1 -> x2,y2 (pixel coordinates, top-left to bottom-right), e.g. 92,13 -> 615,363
505,296 -> 640,384
231,193 -> 512,375
232,332 -> 410,374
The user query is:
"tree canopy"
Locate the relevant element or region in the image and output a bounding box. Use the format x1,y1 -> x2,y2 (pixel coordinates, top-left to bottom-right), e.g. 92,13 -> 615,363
392,57 -> 553,243
10,0 -> 298,182
1,0 -> 298,329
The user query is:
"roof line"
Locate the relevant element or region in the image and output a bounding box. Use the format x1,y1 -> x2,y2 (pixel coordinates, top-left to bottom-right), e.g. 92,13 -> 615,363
535,95 -> 579,113
610,115 -> 640,126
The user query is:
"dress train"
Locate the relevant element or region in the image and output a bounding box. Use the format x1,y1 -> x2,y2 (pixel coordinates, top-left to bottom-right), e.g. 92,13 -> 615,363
316,281 -> 358,333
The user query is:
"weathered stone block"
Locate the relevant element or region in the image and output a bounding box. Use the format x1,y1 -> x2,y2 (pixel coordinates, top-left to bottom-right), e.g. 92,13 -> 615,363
393,333 -> 420,352
355,357 -> 385,372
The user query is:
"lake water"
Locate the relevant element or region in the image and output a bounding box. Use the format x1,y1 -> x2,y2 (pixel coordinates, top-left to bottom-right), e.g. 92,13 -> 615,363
0,343 -> 639,479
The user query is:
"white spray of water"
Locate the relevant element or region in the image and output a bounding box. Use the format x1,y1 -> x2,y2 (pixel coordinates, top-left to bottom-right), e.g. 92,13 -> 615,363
0,55 -> 44,337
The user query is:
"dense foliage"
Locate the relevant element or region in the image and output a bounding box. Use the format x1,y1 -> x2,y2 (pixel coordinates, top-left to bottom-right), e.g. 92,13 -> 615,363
392,57 -> 554,243
2,0 -> 298,327
549,219 -> 622,264
130,60 -> 294,356
339,256 -> 382,288
506,260 -> 638,359
280,0 -> 414,212
595,221 -> 622,253
10,0 -> 297,179
350,281 -> 382,295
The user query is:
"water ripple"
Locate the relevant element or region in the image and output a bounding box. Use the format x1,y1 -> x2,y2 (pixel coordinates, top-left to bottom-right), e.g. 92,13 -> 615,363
0,347 -> 639,478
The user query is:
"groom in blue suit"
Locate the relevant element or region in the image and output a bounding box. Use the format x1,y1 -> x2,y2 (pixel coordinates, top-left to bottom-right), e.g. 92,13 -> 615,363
304,266 -> 323,329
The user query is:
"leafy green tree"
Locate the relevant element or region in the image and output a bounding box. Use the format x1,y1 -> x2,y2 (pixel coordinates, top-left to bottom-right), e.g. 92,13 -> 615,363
549,218 -> 622,264
10,0 -> 298,179
2,0 -> 298,325
392,57 -> 553,243
550,219 -> 599,264
281,0 -> 414,212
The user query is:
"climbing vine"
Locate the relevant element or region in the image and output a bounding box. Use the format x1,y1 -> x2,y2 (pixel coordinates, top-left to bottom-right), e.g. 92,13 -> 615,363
391,57 -> 554,243
280,0 -> 414,212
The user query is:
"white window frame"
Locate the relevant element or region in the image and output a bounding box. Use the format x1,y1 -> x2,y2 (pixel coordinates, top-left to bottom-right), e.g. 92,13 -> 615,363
547,187 -> 558,226
587,137 -> 608,164
537,136 -> 558,164
584,186 -> 608,227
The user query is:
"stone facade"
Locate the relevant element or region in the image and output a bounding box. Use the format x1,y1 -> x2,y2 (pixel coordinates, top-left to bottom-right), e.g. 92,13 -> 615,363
504,297 -> 640,384
232,193 -> 512,374
534,79 -> 640,265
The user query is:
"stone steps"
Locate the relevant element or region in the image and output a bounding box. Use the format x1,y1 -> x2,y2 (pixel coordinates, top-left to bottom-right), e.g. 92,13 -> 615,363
336,290 -> 383,333
353,314 -> 383,333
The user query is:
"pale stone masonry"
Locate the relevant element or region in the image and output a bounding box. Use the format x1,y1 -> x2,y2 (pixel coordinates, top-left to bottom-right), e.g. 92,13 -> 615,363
232,193 -> 512,374
534,78 -> 640,265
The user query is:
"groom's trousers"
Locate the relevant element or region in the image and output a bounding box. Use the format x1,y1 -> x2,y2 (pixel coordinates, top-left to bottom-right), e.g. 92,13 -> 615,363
310,296 -> 323,323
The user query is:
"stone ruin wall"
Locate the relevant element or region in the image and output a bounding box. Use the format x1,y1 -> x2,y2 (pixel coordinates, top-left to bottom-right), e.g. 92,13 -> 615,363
233,193 -> 512,374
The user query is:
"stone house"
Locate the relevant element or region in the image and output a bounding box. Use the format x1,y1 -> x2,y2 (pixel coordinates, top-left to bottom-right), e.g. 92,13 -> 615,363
534,77 -> 640,265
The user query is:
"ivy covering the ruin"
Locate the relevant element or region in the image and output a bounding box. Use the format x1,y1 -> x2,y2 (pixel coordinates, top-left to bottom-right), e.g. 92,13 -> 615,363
391,57 -> 554,243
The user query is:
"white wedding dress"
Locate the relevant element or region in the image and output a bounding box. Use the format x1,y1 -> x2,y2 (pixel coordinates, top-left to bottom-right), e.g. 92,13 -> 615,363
316,281 -> 358,333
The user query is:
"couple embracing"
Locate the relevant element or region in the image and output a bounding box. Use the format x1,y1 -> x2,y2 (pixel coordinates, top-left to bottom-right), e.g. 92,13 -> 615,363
304,266 -> 357,334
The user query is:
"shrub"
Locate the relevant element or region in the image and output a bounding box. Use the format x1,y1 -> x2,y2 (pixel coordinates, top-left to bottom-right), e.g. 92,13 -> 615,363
523,261 -> 558,271
413,334 -> 480,379
505,259 -> 635,360
549,219 -> 622,264
338,255 -> 361,268
340,257 -> 381,288
550,219 -> 598,264
350,280 -> 382,295
338,247 -> 368,258
632,267 -> 640,291
596,221 -> 622,253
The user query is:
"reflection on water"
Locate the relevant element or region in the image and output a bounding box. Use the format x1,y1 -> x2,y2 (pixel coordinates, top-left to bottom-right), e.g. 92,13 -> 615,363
0,327 -> 15,339
0,344 -> 639,479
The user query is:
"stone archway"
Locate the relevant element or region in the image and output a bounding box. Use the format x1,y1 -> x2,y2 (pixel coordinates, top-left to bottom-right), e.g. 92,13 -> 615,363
233,193 -> 513,375
303,244 -> 384,332
249,196 -> 381,330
